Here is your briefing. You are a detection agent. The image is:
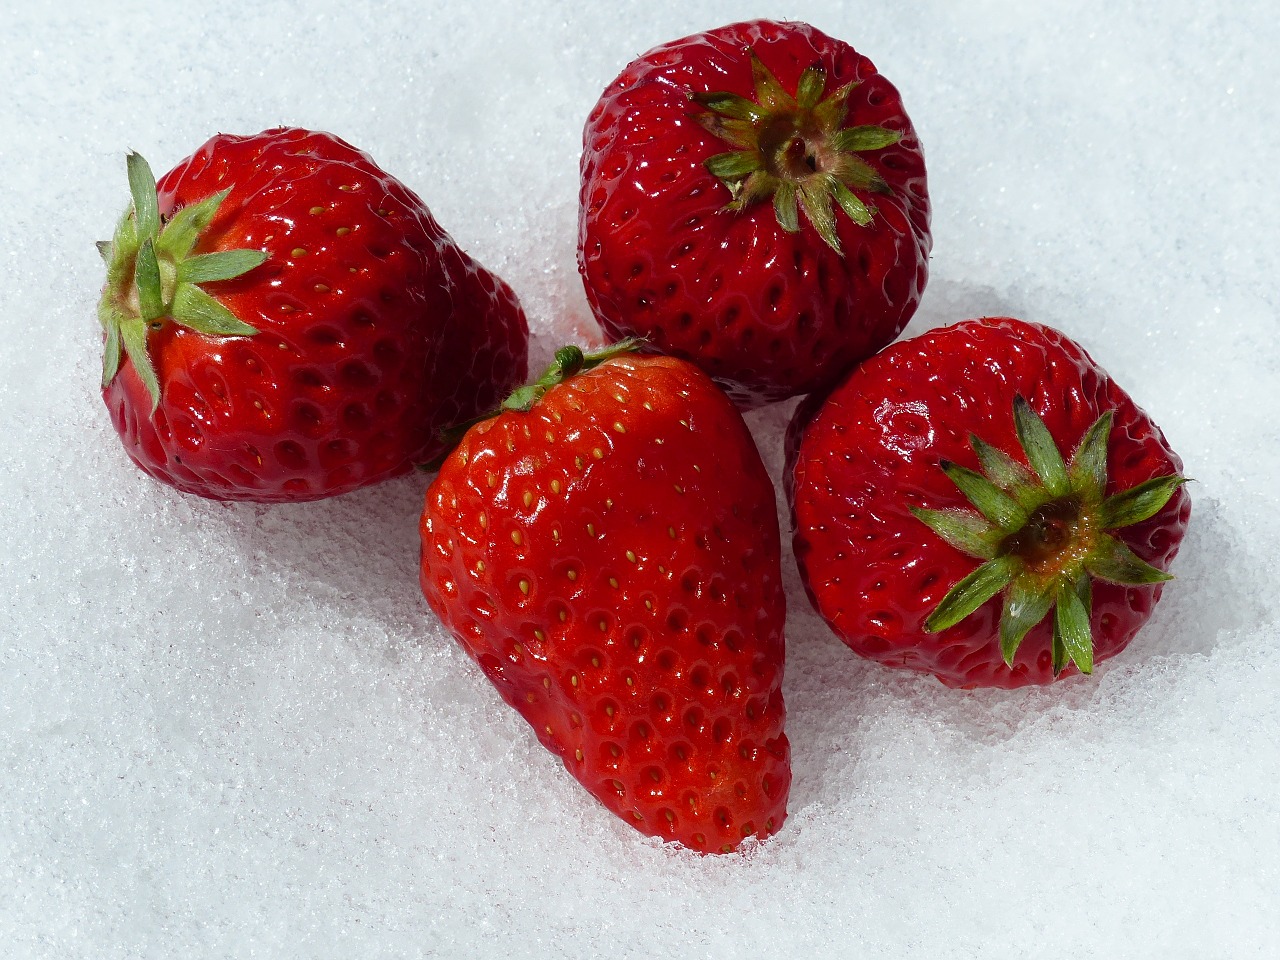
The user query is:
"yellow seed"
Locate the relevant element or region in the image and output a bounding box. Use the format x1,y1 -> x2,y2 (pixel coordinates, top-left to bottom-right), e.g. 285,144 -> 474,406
534,629 -> 545,641
575,457 -> 584,470
314,283 -> 330,293
613,422 -> 626,434
543,677 -> 551,689
644,599 -> 653,610
668,527 -> 677,539
550,479 -> 562,494
674,484 -> 684,494
526,693 -> 536,703
575,749 -> 583,761
592,448 -> 604,459
609,578 -> 618,589
551,528 -> 561,542
518,579 -> 530,595
506,439 -> 515,453
336,226 -> 351,236
626,550 -> 637,563
291,247 -> 307,257
558,609 -> 567,622
605,705 -> 615,717
338,184 -> 352,191
591,657 -> 601,668
642,401 -> 653,411
655,438 -> 665,445
523,490 -> 533,508
253,400 -> 263,410
476,561 -> 486,573
566,569 -> 577,582
611,745 -> 621,757
570,674 -> 579,687
597,618 -> 607,632
308,205 -> 323,215
511,530 -> 523,545
679,420 -> 689,429
625,676 -> 634,686
545,725 -> 553,735
586,523 -> 595,538
487,472 -> 498,489
693,464 -> 701,472
545,431 -> 555,443
478,512 -> 488,530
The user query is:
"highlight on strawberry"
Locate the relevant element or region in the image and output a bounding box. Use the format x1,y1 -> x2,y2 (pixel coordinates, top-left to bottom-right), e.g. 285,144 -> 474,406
578,19 -> 931,407
420,342 -> 790,852
787,317 -> 1191,689
97,127 -> 528,503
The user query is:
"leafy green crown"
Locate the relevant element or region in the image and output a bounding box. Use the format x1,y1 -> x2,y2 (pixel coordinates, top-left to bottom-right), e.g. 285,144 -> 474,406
692,51 -> 903,254
912,396 -> 1187,677
97,152 -> 264,410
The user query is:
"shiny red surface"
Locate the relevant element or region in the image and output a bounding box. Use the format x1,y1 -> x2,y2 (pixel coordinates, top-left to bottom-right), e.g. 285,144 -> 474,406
420,355 -> 790,850
788,317 -> 1191,688
104,127 -> 528,502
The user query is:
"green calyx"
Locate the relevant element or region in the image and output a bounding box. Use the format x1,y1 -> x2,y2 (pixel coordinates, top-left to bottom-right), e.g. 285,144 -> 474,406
692,51 -> 902,254
911,396 -> 1187,677
97,151 -> 264,410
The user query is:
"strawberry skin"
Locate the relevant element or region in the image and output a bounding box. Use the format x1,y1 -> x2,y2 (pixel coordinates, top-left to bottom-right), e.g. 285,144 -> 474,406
578,19 -> 931,407
787,317 -> 1191,688
100,128 -> 528,502
420,351 -> 790,851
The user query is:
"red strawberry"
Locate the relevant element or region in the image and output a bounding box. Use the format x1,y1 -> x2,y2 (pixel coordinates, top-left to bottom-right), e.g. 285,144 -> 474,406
419,345 -> 790,851
578,19 -> 931,407
787,317 -> 1191,689
98,128 -> 528,502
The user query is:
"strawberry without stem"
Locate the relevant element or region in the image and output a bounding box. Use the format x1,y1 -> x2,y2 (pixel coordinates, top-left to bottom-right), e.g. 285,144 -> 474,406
787,317 -> 1190,688
420,347 -> 789,851
99,127 -> 528,502
579,19 -> 930,406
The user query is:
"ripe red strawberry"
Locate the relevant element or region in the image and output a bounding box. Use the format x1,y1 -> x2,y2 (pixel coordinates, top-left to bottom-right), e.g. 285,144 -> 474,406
98,127 -> 528,502
787,317 -> 1191,688
578,19 -> 931,407
419,345 -> 790,851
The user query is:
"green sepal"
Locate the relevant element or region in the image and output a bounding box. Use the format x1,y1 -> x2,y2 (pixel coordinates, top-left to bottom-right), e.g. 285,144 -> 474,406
831,125 -> 902,152
127,151 -> 160,241
119,316 -> 160,411
773,182 -> 800,233
811,81 -> 856,130
1053,577 -> 1094,675
705,151 -> 762,180
1101,475 -> 1187,529
749,52 -> 794,112
909,507 -> 1000,560
795,66 -> 827,110
178,249 -> 267,284
939,460 -> 1027,528
170,283 -> 260,336
1084,534 -> 1175,586
1013,395 -> 1070,496
999,578 -> 1054,666
1067,410 -> 1113,501
798,178 -> 839,252
693,92 -> 766,123
830,179 -> 874,227
971,435 -> 1035,493
154,188 -> 231,260
101,308 -> 123,388
134,238 -> 165,322
924,556 -> 1017,633
96,241 -> 112,264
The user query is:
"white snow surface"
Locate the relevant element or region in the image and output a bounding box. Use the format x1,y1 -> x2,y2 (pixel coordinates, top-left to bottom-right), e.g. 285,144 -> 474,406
3,1 -> 1278,957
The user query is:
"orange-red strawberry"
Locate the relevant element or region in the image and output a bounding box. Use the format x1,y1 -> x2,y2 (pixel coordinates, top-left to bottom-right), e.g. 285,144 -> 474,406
787,317 -> 1191,688
579,19 -> 930,407
419,345 -> 790,851
98,128 -> 528,502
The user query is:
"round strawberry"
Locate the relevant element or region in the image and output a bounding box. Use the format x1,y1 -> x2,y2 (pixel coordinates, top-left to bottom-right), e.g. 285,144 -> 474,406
420,345 -> 790,851
787,317 -> 1191,689
97,128 -> 528,502
578,19 -> 931,407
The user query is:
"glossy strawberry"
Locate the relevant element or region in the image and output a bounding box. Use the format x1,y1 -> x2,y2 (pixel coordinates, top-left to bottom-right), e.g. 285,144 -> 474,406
98,127 -> 528,502
578,19 -> 930,407
787,317 -> 1191,688
420,346 -> 790,851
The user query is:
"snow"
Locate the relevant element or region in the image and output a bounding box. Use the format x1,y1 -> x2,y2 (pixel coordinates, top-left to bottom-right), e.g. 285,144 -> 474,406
2,1 -> 1278,956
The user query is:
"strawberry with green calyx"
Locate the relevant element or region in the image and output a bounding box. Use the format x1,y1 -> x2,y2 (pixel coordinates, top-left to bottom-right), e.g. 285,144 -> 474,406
98,128 -> 528,503
98,152 -> 265,408
420,344 -> 790,852
787,317 -> 1191,689
912,396 -> 1187,677
579,19 -> 931,407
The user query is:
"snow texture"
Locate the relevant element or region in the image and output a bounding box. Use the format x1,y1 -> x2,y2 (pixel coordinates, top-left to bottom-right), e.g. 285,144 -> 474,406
2,1 -> 1278,957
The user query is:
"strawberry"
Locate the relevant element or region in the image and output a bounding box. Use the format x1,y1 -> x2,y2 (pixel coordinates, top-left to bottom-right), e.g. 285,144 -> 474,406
419,345 -> 790,851
97,127 -> 528,502
578,19 -> 931,407
787,317 -> 1191,689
